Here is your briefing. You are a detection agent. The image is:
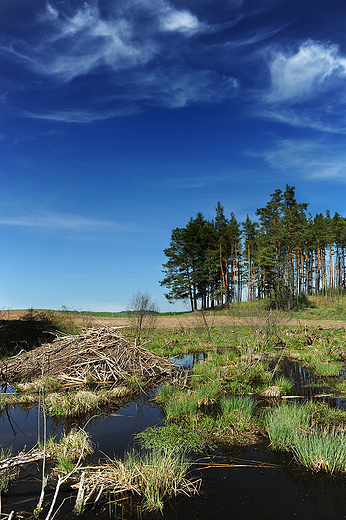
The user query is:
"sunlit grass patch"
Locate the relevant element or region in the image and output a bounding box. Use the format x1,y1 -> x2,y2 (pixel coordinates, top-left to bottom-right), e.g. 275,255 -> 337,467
46,428 -> 93,461
305,400 -> 346,427
190,355 -> 223,387
218,396 -> 256,431
192,381 -> 221,406
273,375 -> 292,395
293,426 -> 346,474
266,403 -> 310,451
314,362 -> 342,377
154,383 -> 180,405
45,391 -> 100,417
93,448 -> 198,513
136,423 -> 204,451
17,377 -> 62,394
0,447 -> 18,496
43,387 -> 129,417
163,394 -> 198,422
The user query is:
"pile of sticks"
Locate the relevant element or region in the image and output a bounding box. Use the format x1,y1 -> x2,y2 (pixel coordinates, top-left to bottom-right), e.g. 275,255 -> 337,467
1,327 -> 177,388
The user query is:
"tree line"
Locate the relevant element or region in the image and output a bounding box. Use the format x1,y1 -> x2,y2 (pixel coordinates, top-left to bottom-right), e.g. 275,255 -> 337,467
160,185 -> 346,311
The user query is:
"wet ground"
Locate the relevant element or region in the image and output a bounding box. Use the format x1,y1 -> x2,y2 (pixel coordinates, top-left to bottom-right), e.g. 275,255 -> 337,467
2,357 -> 346,519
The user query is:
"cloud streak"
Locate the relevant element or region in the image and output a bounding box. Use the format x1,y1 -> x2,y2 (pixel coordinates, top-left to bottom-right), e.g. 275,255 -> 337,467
2,0 -> 346,134
0,0 -> 241,117
265,41 -> 346,104
0,211 -> 129,231
257,138 -> 346,181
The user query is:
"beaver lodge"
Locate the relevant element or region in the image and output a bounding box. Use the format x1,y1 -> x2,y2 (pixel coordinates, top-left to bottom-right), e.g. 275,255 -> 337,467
0,326 -> 179,389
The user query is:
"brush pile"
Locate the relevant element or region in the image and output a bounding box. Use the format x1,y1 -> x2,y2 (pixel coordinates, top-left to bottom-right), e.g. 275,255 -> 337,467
0,327 -> 178,388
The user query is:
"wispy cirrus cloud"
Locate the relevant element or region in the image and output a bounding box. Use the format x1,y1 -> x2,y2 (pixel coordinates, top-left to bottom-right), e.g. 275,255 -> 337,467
0,211 -> 130,231
265,41 -> 346,104
0,0 -> 241,118
21,106 -> 139,123
2,1 -> 209,83
257,40 -> 346,132
255,138 -> 346,181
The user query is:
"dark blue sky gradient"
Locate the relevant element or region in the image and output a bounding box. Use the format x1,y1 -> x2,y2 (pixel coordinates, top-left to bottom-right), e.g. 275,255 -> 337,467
1,0 -> 346,311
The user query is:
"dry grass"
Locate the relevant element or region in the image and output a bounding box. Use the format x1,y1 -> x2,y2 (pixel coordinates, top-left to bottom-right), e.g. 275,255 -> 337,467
73,448 -> 200,513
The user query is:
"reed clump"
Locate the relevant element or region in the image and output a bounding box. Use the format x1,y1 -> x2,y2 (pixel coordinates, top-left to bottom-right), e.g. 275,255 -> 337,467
73,448 -> 199,513
46,429 -> 94,461
218,396 -> 256,431
293,425 -> 346,474
266,403 -> 310,451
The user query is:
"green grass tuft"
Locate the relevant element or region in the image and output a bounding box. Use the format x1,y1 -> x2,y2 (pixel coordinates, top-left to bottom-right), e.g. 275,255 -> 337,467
293,426 -> 346,473
266,403 -> 310,451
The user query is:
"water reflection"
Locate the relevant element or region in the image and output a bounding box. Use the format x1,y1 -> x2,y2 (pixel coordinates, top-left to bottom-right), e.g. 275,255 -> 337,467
171,352 -> 207,370
281,360 -> 346,409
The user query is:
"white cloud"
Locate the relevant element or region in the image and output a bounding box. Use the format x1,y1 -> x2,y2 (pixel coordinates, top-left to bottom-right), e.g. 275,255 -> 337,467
160,9 -> 206,34
265,41 -> 346,104
257,107 -> 346,134
257,138 -> 346,181
0,212 -> 122,231
2,3 -> 156,82
21,106 -> 139,123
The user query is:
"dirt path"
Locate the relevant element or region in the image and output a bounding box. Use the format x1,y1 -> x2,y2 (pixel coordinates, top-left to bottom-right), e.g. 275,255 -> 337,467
77,315 -> 346,330
2,310 -> 345,330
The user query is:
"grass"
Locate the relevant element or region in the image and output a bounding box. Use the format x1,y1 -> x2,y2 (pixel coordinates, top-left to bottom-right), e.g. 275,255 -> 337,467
0,447 -> 13,495
314,362 -> 341,377
136,423 -> 204,451
2,387 -> 129,417
266,403 -> 311,451
105,448 -> 196,513
140,382 -> 259,452
293,426 -> 346,474
273,376 -> 292,395
218,396 -> 256,430
57,454 -> 74,474
46,428 -> 94,461
265,401 -> 346,474
192,381 -> 221,406
163,394 -> 198,422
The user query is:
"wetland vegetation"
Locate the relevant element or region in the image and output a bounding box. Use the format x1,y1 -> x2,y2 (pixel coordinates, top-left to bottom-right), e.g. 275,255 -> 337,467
2,296 -> 346,518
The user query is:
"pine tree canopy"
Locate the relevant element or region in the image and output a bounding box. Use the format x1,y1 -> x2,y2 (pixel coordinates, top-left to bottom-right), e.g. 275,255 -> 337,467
160,185 -> 346,311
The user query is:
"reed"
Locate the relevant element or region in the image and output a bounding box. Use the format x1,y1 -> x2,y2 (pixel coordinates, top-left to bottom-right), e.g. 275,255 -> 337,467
218,396 -> 256,430
46,428 -> 93,461
103,448 -> 197,513
266,403 -> 310,451
293,426 -> 346,473
163,394 -> 198,422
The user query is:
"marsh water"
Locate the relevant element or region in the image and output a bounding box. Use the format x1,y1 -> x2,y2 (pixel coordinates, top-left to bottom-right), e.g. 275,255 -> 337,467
2,359 -> 346,519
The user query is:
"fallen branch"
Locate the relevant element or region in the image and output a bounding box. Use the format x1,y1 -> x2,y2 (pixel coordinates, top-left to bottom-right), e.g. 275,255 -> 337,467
0,451 -> 49,470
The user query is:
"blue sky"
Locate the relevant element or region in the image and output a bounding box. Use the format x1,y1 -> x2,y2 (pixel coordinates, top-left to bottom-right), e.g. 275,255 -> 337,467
1,0 -> 346,312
